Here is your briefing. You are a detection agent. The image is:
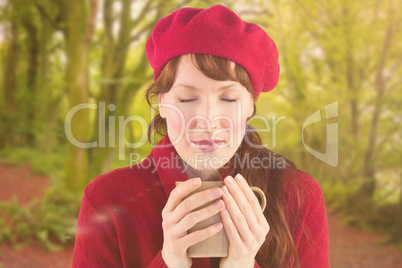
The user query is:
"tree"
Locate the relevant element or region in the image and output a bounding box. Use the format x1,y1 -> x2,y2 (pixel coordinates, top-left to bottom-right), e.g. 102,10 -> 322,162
64,0 -> 99,192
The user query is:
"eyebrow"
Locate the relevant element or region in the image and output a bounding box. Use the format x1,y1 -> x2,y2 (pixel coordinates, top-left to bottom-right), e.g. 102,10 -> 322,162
172,83 -> 239,91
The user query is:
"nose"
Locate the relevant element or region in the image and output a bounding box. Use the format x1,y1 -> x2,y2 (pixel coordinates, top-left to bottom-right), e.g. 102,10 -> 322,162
193,100 -> 218,131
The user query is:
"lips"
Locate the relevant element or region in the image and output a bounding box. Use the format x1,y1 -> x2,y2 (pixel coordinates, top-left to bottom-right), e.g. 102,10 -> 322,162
192,140 -> 224,146
191,140 -> 224,152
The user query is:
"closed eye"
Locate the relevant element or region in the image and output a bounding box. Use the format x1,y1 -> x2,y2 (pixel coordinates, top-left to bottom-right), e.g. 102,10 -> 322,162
178,98 -> 237,103
221,98 -> 237,103
178,99 -> 196,103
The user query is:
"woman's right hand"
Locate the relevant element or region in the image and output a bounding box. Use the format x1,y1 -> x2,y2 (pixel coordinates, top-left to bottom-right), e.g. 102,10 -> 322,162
161,177 -> 225,268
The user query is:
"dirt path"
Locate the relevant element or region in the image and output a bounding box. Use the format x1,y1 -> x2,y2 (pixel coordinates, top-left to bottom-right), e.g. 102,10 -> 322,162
0,163 -> 73,268
328,210 -> 402,268
0,245 -> 73,268
0,163 -> 401,267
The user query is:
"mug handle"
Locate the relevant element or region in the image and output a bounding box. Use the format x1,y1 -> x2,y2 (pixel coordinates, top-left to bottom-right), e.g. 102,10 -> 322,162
250,187 -> 267,212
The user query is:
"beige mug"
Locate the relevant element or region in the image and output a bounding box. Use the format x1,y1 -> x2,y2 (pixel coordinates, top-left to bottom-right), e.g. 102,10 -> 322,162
175,180 -> 267,258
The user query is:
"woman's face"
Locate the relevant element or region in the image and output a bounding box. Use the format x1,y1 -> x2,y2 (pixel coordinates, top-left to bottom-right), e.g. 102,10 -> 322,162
158,54 -> 254,170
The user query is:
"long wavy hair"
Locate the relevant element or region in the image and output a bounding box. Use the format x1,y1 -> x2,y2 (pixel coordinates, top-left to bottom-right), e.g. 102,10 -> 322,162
145,54 -> 305,268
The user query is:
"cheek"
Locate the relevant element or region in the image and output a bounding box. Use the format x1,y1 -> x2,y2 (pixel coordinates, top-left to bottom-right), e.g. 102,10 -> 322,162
165,109 -> 185,134
222,113 -> 248,139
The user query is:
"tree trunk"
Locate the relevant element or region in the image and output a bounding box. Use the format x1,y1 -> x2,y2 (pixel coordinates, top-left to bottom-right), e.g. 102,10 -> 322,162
342,5 -> 360,142
0,22 -> 19,148
35,16 -> 53,154
88,0 -> 119,179
22,15 -> 39,146
358,13 -> 393,199
389,167 -> 402,243
64,0 -> 96,192
274,2 -> 310,169
89,0 -> 160,179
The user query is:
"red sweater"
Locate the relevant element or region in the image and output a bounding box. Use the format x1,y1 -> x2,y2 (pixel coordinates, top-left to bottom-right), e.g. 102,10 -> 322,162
72,134 -> 330,267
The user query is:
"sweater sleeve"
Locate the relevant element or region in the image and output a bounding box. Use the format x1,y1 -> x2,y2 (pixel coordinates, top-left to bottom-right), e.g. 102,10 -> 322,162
297,180 -> 330,267
146,249 -> 169,267
72,189 -> 168,268
72,189 -> 122,267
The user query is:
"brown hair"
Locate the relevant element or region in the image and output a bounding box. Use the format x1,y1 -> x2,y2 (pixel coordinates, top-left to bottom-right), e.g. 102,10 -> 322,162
145,54 -> 304,268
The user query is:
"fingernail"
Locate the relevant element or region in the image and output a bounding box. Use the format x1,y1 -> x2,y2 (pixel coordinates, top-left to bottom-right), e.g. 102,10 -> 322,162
192,178 -> 200,186
225,176 -> 234,186
235,173 -> 243,182
213,188 -> 221,197
215,223 -> 223,230
222,186 -> 229,195
215,200 -> 223,209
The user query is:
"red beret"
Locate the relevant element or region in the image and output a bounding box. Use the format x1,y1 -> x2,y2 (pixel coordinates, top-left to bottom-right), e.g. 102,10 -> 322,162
145,5 -> 280,100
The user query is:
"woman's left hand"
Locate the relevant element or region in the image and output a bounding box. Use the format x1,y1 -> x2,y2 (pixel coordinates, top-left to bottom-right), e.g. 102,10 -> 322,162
219,174 -> 270,268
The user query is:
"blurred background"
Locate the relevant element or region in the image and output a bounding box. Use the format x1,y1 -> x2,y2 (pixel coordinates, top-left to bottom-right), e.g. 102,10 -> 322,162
0,0 -> 401,267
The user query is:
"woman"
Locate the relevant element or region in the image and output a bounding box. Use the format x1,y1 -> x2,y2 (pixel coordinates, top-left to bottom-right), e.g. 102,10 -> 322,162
72,5 -> 330,268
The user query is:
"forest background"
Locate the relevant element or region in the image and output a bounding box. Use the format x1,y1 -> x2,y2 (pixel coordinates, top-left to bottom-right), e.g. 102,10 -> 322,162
0,0 -> 401,263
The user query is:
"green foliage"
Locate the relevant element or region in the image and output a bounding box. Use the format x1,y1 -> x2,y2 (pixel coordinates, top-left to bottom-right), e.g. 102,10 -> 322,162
396,243 -> 402,254
321,177 -> 362,212
0,187 -> 81,252
322,176 -> 399,234
0,147 -> 33,166
0,146 -> 65,177
31,152 -> 64,176
0,0 -> 401,251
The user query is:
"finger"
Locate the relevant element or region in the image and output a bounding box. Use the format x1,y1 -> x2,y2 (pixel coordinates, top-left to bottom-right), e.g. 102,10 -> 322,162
234,173 -> 266,224
178,221 -> 223,250
224,176 -> 259,234
164,178 -> 201,213
219,200 -> 243,247
171,186 -> 223,221
221,182 -> 254,244
171,199 -> 225,239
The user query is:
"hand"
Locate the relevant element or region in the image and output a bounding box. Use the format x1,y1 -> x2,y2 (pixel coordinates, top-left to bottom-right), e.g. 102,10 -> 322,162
161,177 -> 225,268
219,174 -> 270,268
